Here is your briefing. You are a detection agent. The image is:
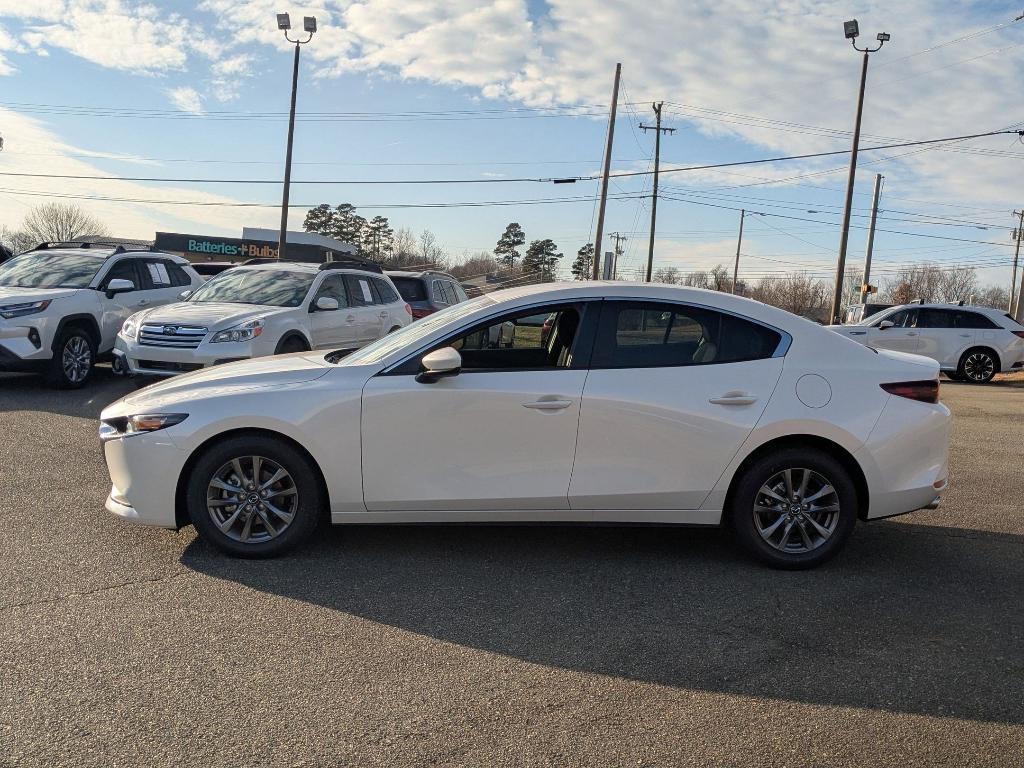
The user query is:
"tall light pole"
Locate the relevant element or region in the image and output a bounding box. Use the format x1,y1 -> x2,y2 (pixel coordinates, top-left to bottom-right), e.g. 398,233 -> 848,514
830,20 -> 889,324
276,12 -> 316,262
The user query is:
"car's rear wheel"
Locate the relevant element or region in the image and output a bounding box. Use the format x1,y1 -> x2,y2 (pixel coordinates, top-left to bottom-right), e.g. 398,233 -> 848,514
958,348 -> 997,384
186,435 -> 323,557
46,327 -> 95,389
728,448 -> 858,569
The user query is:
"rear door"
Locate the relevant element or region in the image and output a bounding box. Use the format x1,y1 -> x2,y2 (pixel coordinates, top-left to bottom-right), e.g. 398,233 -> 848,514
915,308 -> 963,368
343,274 -> 383,344
140,258 -> 188,306
568,300 -> 786,513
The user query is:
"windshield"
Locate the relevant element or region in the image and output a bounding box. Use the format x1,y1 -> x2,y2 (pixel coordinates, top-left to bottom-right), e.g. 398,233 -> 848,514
188,268 -> 315,307
0,252 -> 106,289
337,295 -> 494,365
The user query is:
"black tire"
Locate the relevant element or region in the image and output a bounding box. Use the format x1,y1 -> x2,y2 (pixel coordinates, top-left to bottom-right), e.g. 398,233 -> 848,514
728,447 -> 858,570
387,325 -> 401,334
957,348 -> 997,384
186,434 -> 324,558
45,327 -> 96,389
945,372 -> 964,382
274,335 -> 310,355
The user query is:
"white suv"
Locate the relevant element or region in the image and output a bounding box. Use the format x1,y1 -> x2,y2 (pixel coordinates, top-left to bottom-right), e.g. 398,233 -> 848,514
0,244 -> 203,387
832,302 -> 1024,383
114,261 -> 411,377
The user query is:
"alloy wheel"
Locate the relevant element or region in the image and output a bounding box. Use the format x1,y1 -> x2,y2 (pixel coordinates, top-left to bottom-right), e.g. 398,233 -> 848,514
62,336 -> 92,383
753,468 -> 840,554
963,352 -> 994,382
206,455 -> 300,544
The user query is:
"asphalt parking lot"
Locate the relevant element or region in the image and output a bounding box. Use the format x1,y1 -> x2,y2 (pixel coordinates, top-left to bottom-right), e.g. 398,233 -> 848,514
1,369 -> 1023,767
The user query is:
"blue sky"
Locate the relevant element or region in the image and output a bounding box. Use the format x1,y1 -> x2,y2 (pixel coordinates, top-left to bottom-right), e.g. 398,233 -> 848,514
1,0 -> 1022,289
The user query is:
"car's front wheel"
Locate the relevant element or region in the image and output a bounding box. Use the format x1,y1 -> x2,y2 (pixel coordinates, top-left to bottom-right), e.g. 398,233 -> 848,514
728,448 -> 858,569
186,435 -> 323,557
46,327 -> 96,388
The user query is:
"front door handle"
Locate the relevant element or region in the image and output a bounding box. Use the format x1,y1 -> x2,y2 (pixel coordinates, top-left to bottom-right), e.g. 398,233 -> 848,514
906,332 -> 919,336
345,314 -> 356,323
709,392 -> 758,406
849,330 -> 867,335
522,399 -> 574,411
137,299 -> 148,306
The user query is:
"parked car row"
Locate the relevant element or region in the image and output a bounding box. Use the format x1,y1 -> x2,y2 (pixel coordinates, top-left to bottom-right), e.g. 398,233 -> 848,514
0,243 -> 472,387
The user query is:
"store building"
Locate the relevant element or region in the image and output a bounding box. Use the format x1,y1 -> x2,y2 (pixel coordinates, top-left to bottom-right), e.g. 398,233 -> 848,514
153,228 -> 357,265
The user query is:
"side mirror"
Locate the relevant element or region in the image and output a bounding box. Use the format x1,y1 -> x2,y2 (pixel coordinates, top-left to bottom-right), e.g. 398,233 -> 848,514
315,296 -> 340,312
878,320 -> 895,330
179,289 -> 193,301
416,347 -> 462,384
106,278 -> 135,298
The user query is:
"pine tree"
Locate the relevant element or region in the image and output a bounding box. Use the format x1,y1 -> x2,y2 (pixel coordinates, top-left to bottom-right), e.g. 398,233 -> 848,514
302,203 -> 367,252
363,216 -> 394,262
522,239 -> 563,281
493,222 -> 526,272
570,243 -> 594,280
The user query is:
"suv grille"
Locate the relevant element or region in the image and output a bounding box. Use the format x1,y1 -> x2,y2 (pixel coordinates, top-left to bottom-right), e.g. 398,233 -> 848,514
139,324 -> 208,349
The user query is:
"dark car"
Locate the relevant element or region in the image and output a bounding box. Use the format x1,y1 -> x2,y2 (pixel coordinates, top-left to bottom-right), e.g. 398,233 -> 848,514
385,270 -> 469,319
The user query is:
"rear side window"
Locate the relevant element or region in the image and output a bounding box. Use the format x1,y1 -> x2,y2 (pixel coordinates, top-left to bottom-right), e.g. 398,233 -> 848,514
916,308 -> 955,328
432,280 -> 450,305
373,278 -> 399,304
344,275 -> 375,306
954,311 -> 999,329
166,263 -> 192,287
391,277 -> 427,302
447,281 -> 467,303
592,301 -> 782,369
143,260 -> 172,288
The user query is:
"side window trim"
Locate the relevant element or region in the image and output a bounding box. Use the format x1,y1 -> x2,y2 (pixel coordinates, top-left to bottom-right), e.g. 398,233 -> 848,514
99,258 -> 140,291
380,299 -> 602,376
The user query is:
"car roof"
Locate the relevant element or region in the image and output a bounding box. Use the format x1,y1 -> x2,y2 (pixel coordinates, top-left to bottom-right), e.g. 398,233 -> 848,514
890,302 -> 1004,315
236,262 -> 384,277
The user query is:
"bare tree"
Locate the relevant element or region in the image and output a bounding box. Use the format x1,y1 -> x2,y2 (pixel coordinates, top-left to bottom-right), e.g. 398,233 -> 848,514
0,225 -> 35,255
709,264 -> 733,292
683,270 -> 710,289
449,252 -> 499,279
652,266 -> 680,284
19,203 -> 109,246
974,284 -> 1010,309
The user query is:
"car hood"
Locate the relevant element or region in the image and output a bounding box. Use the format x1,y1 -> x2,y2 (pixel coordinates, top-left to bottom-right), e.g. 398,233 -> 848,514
0,286 -> 82,304
138,301 -> 293,330
105,353 -> 335,415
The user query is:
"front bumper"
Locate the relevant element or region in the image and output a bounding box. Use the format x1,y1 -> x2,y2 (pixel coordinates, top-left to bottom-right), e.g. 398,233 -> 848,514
102,431 -> 187,528
115,336 -> 256,378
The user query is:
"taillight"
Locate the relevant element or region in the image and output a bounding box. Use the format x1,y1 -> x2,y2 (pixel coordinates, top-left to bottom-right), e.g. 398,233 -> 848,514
881,380 -> 939,404
1012,331 -> 1024,339
404,303 -> 413,317
410,307 -> 434,319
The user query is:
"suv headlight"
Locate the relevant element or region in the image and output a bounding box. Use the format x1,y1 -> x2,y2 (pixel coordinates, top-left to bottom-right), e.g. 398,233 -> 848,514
99,413 -> 188,442
210,318 -> 264,343
0,299 -> 51,319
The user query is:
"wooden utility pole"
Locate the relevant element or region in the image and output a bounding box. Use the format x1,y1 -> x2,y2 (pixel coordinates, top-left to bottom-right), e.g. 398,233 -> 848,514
860,173 -> 884,304
639,102 -> 675,281
1012,209 -> 1024,319
592,63 -> 621,280
732,210 -> 745,294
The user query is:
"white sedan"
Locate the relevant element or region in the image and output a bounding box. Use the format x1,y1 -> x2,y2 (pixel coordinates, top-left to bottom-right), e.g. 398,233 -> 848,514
99,282 -> 951,569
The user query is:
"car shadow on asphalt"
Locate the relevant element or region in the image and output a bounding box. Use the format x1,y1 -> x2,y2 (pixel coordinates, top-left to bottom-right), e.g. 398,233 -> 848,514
180,518 -> 1024,725
0,367 -> 137,418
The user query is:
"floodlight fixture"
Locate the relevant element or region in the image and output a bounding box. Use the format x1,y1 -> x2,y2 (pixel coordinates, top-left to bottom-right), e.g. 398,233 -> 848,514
844,19 -> 859,39
877,32 -> 890,42
277,13 -> 291,30
303,16 -> 317,33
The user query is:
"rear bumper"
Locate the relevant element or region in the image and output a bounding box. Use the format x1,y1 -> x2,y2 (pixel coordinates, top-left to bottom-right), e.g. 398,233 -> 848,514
855,397 -> 951,520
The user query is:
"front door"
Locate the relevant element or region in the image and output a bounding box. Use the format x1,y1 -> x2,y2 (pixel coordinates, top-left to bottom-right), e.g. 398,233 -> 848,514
96,258 -> 148,350
569,300 -> 785,512
866,307 -> 921,354
309,275 -> 358,349
360,302 -> 595,514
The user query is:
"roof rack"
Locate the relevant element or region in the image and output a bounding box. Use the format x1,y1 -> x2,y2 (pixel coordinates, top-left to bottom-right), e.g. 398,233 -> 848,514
318,255 -> 384,274
31,241 -> 158,255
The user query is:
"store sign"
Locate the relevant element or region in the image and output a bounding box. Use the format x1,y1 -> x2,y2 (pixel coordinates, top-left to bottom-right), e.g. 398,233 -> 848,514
154,232 -> 323,262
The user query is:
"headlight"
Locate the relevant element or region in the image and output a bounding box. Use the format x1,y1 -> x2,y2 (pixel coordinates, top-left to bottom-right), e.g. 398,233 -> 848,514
0,300 -> 51,319
210,318 -> 264,343
99,413 -> 188,442
121,318 -> 139,340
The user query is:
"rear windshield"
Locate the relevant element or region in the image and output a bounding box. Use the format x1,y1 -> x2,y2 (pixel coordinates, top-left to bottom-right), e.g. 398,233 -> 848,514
390,276 -> 428,302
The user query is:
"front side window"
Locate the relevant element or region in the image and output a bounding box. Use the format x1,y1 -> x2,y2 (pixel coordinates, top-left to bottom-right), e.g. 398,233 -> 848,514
188,269 -> 315,307
592,302 -> 782,368
101,259 -> 139,290
313,275 -> 349,308
0,252 -> 106,289
879,308 -> 916,328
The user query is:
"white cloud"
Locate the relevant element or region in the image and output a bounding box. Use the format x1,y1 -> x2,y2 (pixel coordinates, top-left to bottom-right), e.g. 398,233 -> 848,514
167,86 -> 204,114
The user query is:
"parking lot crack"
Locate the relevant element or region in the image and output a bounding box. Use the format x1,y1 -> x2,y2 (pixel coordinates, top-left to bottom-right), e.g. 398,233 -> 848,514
0,569 -> 189,613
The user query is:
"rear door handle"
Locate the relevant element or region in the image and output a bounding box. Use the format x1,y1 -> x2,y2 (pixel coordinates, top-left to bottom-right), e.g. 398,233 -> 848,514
522,399 -> 574,411
959,333 -> 972,338
906,332 -> 919,336
379,311 -> 389,319
709,392 -> 758,406
849,331 -> 867,335
345,314 -> 356,323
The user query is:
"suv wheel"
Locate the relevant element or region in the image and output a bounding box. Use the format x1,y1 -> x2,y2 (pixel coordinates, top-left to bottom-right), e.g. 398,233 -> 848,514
728,448 -> 858,570
46,328 -> 96,389
958,349 -> 997,384
186,435 -> 323,557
